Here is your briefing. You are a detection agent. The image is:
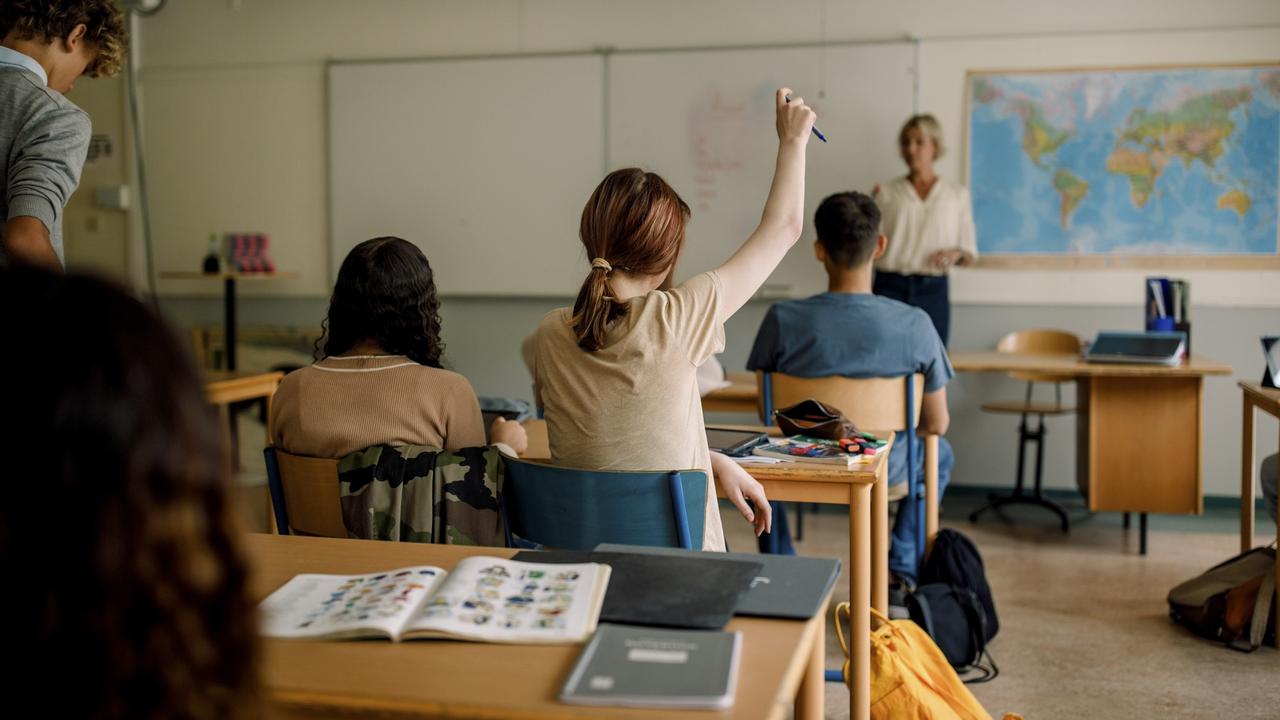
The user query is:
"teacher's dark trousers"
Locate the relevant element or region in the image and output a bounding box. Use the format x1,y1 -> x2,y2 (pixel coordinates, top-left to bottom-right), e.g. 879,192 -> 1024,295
873,271 -> 951,346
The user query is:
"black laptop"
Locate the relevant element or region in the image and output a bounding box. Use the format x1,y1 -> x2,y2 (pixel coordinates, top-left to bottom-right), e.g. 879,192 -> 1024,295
595,543 -> 841,620
1084,331 -> 1186,366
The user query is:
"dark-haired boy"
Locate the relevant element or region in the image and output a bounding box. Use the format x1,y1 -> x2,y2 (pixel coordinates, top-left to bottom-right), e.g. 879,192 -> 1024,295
747,191 -> 954,592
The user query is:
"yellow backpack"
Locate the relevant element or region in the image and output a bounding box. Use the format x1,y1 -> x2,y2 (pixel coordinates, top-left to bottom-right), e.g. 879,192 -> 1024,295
835,603 -> 1021,720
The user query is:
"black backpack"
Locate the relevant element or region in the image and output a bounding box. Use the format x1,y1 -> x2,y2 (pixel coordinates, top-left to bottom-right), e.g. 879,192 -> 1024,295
907,529 -> 1000,682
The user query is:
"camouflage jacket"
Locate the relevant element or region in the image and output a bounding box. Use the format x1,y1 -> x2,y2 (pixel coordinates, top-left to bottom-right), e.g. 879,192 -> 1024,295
337,445 -> 505,546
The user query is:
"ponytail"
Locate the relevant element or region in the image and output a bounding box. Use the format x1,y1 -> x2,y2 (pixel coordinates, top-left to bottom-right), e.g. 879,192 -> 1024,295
571,260 -> 627,351
571,168 -> 691,352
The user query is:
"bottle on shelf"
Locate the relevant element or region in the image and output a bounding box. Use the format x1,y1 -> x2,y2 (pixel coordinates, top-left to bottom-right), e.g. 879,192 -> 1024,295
202,232 -> 222,273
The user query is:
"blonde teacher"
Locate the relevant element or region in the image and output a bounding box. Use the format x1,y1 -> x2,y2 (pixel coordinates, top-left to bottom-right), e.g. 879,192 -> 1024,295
872,114 -> 977,345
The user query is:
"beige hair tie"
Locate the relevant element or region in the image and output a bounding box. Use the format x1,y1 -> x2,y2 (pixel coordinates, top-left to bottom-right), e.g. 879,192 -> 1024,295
590,257 -> 613,273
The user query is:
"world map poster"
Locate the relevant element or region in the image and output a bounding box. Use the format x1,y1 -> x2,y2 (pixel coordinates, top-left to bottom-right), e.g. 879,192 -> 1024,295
967,65 -> 1280,258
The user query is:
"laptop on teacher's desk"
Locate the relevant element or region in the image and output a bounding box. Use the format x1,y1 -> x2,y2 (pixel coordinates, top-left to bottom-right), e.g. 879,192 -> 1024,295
1084,331 -> 1186,367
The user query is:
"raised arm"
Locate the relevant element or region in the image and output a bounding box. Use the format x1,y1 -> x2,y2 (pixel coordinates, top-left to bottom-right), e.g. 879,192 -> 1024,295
713,88 -> 815,319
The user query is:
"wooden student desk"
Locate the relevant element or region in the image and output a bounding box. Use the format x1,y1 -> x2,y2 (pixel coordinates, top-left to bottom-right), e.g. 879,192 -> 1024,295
1237,381 -> 1280,648
520,419 -> 892,720
734,433 -> 892,720
203,370 -> 284,530
950,352 -> 1232,552
249,534 -> 832,720
203,369 -> 284,407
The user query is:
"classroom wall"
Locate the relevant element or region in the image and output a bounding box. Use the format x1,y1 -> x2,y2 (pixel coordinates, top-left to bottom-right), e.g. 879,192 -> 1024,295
113,1 -> 1280,500
62,74 -> 129,280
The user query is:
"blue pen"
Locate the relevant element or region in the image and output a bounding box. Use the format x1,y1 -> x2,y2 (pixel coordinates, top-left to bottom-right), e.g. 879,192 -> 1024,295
785,94 -> 828,143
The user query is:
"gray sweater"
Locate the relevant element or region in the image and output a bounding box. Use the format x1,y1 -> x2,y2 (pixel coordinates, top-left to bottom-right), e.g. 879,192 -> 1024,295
0,63 -> 91,266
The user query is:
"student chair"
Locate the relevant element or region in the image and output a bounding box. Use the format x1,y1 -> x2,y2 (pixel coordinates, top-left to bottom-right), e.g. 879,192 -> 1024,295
758,372 -> 937,570
499,453 -> 707,550
969,329 -> 1081,532
263,447 -> 347,537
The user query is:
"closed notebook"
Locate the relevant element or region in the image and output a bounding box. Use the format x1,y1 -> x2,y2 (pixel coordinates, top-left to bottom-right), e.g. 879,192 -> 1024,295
512,550 -> 761,629
595,543 -> 841,619
560,623 -> 741,709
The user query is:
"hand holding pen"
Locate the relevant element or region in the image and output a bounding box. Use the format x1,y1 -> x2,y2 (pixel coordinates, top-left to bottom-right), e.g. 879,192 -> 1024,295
784,92 -> 827,143
776,88 -> 819,145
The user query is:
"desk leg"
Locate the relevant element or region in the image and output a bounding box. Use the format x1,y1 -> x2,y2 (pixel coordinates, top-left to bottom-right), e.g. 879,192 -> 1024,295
795,603 -> 825,720
224,276 -> 237,371
1241,397 -> 1255,554
925,435 -> 939,560
850,484 -> 871,720
871,464 -> 888,614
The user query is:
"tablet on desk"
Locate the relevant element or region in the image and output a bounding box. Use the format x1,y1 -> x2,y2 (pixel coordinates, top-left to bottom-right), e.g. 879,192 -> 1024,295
705,428 -> 768,457
1084,331 -> 1186,367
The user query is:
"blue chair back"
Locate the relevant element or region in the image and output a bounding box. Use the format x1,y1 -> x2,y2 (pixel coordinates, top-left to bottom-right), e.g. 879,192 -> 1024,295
499,454 -> 706,550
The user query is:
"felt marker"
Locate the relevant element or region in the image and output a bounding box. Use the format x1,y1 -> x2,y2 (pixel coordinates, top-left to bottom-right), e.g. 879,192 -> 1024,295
785,94 -> 828,143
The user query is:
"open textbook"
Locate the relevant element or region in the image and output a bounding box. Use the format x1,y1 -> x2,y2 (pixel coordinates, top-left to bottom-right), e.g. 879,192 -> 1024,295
259,557 -> 610,644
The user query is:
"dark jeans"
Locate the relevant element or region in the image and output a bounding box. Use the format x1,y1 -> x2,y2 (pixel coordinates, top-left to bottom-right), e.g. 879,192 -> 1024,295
872,271 -> 951,346
758,501 -> 796,555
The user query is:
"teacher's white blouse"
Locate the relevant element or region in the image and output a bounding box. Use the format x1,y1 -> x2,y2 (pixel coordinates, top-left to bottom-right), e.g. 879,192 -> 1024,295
872,177 -> 978,276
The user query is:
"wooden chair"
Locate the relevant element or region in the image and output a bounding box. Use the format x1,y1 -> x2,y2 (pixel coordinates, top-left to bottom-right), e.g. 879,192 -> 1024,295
757,371 -> 939,570
500,453 -> 707,550
969,329 -> 1081,532
263,447 -> 346,537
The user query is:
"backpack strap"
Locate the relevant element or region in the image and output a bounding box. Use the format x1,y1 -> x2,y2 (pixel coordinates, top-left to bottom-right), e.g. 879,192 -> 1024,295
957,588 -> 1000,684
1247,563 -> 1275,650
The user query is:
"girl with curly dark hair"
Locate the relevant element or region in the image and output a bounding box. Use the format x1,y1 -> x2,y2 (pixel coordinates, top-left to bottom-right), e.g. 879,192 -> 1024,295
0,266 -> 260,719
270,237 -> 526,457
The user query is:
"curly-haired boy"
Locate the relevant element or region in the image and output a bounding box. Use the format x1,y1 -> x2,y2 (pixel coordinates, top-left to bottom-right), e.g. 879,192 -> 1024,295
1,1 -> 127,268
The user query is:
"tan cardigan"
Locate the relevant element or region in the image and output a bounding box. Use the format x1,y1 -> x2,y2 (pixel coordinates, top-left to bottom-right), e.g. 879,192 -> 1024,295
268,355 -> 487,459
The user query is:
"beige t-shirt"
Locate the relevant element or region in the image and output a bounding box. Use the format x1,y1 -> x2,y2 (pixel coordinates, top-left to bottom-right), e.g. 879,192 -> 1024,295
268,355 -> 487,459
873,176 -> 979,276
533,271 -> 728,551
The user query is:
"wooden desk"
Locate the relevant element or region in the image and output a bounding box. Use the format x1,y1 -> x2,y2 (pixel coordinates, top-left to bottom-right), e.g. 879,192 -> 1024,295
203,370 -> 283,458
1238,381 -> 1280,649
702,371 -> 758,414
519,419 -> 891,720
249,534 -> 830,720
161,271 -> 297,371
204,370 -> 284,407
205,371 -> 283,530
734,435 -> 892,720
950,352 -> 1232,553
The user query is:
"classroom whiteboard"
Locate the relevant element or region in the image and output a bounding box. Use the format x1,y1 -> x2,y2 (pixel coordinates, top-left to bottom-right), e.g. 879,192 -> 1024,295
328,55 -> 605,295
608,44 -> 916,297
328,44 -> 915,296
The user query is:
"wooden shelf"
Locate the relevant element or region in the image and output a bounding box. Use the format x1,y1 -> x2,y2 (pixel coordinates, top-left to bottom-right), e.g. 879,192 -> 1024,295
160,271 -> 298,280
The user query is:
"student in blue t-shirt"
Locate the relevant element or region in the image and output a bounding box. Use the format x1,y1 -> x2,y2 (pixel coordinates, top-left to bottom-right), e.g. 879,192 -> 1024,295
746,190 -> 955,592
